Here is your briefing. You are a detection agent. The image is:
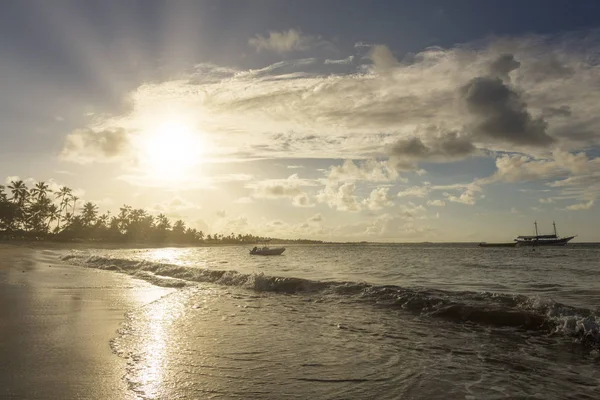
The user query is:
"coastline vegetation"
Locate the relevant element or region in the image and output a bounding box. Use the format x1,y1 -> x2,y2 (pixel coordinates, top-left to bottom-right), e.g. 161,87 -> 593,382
0,180 -> 322,245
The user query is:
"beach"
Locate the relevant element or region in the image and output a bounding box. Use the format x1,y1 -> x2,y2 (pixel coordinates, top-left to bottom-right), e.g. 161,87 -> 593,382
0,243 -> 172,400
2,242 -> 599,399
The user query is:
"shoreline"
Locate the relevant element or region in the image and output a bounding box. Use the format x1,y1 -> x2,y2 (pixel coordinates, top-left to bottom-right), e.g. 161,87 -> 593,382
0,243 -> 173,399
2,239 -> 597,250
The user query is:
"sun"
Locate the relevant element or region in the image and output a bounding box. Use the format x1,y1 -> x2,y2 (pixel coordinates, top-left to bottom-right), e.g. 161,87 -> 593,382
138,117 -> 205,181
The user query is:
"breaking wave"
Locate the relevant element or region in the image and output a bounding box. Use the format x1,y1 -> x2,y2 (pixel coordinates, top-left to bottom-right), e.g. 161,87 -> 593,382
62,254 -> 599,346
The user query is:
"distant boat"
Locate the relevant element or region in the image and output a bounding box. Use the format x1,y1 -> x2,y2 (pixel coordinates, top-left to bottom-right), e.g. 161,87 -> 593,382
514,221 -> 576,247
249,241 -> 286,256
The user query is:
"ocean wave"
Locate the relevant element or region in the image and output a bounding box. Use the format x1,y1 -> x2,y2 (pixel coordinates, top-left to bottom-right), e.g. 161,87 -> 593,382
61,254 -> 599,346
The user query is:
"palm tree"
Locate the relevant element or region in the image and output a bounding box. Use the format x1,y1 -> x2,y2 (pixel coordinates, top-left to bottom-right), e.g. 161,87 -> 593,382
54,186 -> 72,231
46,204 -> 59,233
8,180 -> 28,206
30,181 -> 51,201
118,205 -> 132,233
81,202 -> 98,227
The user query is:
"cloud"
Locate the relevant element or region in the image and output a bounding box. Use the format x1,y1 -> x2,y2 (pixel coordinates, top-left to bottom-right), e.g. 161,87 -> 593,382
65,31 -> 600,187
483,151 -> 595,184
325,159 -> 399,182
389,131 -> 476,169
61,128 -> 130,163
316,182 -> 360,212
427,199 -> 446,207
325,56 -> 354,65
397,185 -> 430,198
488,53 -> 520,79
543,105 -> 572,118
397,202 -> 427,219
216,209 -> 227,218
443,184 -> 482,205
338,212 -> 434,240
548,173 -> 600,204
369,45 -> 399,70
539,197 -> 555,204
362,187 -> 394,210
248,29 -> 325,53
248,174 -> 315,207
461,76 -> 555,147
566,199 -> 594,210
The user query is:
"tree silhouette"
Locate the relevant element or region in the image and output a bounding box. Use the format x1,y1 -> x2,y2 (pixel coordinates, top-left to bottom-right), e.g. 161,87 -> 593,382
0,178 -> 323,245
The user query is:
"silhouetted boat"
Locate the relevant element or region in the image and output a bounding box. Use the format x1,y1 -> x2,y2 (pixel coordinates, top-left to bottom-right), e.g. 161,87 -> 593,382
249,241 -> 286,256
514,221 -> 575,247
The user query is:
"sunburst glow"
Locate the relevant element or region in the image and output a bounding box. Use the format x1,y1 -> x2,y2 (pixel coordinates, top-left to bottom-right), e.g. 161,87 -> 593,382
138,117 -> 205,181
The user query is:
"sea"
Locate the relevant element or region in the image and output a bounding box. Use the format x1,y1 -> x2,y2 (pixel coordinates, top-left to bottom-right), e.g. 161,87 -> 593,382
60,243 -> 600,399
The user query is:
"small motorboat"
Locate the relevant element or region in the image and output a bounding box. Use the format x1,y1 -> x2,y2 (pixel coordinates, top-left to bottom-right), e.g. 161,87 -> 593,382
249,241 -> 285,256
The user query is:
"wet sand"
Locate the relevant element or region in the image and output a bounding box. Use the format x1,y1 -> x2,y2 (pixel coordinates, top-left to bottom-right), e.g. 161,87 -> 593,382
0,244 -> 173,399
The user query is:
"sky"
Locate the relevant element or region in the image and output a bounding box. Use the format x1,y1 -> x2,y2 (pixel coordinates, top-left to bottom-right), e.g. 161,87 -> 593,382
2,0 -> 600,242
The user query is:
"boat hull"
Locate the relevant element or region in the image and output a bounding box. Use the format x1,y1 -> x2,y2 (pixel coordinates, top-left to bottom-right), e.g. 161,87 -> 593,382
515,236 -> 575,246
249,247 -> 286,256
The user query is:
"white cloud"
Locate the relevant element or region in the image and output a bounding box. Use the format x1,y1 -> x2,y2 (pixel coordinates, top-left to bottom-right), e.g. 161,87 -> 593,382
325,159 -> 399,183
427,199 -> 446,207
316,181 -> 360,212
539,197 -> 555,204
362,187 -> 394,210
325,56 -> 354,65
398,202 -> 427,219
248,174 -> 316,207
443,184 -> 481,205
337,212 -> 434,240
566,199 -> 595,210
397,185 -> 430,198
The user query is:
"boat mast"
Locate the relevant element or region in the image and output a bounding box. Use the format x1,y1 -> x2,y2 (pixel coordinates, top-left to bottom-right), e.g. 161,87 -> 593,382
534,221 -> 539,237
553,221 -> 557,237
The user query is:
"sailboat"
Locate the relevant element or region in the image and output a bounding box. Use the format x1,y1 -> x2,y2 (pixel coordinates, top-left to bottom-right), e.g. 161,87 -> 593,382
514,221 -> 576,247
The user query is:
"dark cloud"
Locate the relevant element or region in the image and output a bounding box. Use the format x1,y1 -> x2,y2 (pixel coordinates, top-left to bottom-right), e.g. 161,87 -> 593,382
61,128 -> 130,163
543,105 -> 572,118
489,54 -> 520,79
461,77 -> 555,147
388,131 -> 476,169
390,137 -> 429,158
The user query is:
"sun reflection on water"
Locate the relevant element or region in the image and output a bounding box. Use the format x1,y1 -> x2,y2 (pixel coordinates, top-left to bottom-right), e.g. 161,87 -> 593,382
144,248 -> 189,265
131,292 -> 185,398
